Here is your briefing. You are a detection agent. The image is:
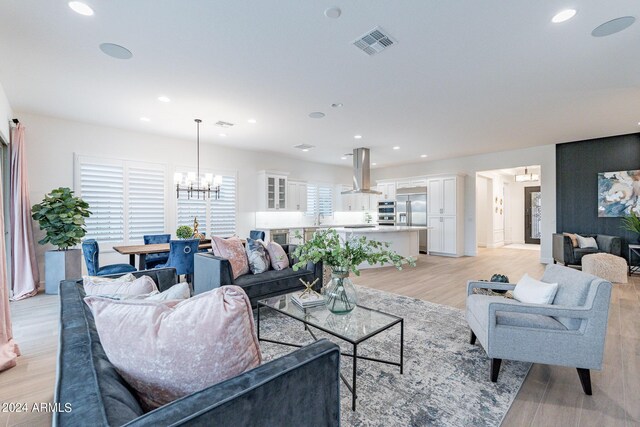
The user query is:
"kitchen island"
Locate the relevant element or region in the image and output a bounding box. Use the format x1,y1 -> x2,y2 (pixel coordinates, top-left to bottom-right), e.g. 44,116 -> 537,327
333,225 -> 428,269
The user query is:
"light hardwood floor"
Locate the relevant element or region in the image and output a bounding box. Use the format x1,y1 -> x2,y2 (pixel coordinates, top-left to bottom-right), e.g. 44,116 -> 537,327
3,247 -> 639,426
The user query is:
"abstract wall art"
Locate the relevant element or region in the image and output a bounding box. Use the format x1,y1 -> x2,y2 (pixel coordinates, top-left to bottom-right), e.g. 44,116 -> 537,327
598,170 -> 640,217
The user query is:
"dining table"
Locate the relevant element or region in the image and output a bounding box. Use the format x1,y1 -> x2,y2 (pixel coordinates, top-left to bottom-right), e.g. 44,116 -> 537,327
113,239 -> 213,270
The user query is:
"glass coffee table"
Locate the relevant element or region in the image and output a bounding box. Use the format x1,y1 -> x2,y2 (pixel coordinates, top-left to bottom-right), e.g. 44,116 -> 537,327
257,292 -> 404,410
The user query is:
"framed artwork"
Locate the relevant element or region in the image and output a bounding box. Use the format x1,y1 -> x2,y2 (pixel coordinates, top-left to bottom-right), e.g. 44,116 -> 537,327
598,170 -> 640,217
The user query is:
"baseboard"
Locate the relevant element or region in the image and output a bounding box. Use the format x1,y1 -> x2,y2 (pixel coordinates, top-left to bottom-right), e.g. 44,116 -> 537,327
540,256 -> 553,264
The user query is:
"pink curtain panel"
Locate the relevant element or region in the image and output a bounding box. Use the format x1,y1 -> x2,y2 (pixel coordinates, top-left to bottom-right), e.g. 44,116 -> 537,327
0,155 -> 20,372
10,124 -> 39,300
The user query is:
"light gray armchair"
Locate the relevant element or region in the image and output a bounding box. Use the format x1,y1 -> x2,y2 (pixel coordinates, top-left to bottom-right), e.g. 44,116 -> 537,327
465,264 -> 612,395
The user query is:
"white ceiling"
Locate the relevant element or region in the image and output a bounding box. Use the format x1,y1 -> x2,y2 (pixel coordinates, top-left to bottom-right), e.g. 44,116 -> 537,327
1,1 -> 639,167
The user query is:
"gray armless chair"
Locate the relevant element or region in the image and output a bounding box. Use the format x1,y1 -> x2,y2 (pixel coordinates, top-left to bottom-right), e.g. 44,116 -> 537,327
466,264 -> 612,395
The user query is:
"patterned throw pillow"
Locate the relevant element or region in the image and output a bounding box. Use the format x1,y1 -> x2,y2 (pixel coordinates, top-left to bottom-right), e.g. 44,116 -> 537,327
266,241 -> 290,271
82,273 -> 136,286
245,238 -> 270,274
84,286 -> 262,410
211,236 -> 250,279
84,275 -> 157,297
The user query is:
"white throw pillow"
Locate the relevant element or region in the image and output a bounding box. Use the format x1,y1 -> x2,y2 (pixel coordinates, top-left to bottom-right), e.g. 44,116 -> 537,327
83,273 -> 136,286
146,282 -> 191,301
84,275 -> 158,297
513,274 -> 558,305
575,234 -> 598,249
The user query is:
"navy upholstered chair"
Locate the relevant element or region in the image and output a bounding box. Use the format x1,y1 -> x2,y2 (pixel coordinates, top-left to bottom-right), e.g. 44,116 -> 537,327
82,239 -> 137,276
249,230 -> 266,241
155,239 -> 200,276
143,234 -> 171,268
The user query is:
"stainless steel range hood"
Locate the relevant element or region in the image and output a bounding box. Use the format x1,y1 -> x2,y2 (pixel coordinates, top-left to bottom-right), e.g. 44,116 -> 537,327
341,147 -> 382,195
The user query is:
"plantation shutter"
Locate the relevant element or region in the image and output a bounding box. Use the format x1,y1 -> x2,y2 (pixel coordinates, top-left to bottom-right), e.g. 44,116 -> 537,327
318,185 -> 334,216
177,197 -> 207,234
306,184 -> 318,217
79,160 -> 125,243
127,166 -> 166,242
210,175 -> 237,237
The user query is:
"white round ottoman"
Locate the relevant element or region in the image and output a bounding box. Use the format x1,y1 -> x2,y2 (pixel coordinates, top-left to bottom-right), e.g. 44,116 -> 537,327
582,253 -> 628,284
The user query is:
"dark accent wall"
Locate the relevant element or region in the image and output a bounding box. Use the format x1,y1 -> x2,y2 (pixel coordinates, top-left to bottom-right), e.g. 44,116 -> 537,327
556,133 -> 640,258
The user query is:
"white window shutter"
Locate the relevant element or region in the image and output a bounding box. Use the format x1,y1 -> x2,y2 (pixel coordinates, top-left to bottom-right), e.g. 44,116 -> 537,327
177,197 -> 207,235
127,166 -> 166,242
210,175 -> 237,237
305,183 -> 333,217
79,161 -> 125,243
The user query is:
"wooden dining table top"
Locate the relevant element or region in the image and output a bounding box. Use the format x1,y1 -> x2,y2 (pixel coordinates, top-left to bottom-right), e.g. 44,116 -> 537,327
113,239 -> 212,255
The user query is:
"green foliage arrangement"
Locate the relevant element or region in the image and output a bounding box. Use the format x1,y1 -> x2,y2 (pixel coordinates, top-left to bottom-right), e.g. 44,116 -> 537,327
31,187 -> 91,250
292,228 -> 416,276
176,225 -> 194,239
621,211 -> 640,236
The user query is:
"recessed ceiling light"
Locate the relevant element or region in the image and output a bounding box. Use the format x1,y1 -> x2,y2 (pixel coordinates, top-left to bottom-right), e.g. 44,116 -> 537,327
309,112 -> 325,119
420,154 -> 427,158
393,146 -> 400,150
372,162 -> 377,166
302,149 -> 309,152
247,119 -> 257,124
157,96 -> 170,103
551,9 -> 577,23
637,121 -> 640,126
331,103 -> 343,108
139,117 -> 150,122
591,16 -> 636,37
219,133 -> 227,137
324,7 -> 342,19
341,156 -> 347,160
354,135 -> 362,139
99,43 -> 133,59
68,1 -> 94,16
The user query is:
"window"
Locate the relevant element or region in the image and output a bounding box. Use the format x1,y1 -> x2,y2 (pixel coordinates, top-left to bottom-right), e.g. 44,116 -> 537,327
175,172 -> 237,238
76,156 -> 166,244
306,183 -> 334,217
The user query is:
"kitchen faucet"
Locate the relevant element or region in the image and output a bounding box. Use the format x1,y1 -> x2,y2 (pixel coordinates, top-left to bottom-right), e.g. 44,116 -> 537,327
314,213 -> 324,226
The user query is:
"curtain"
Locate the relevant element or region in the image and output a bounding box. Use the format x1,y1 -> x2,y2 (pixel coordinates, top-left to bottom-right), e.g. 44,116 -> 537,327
0,143 -> 20,371
9,124 -> 39,300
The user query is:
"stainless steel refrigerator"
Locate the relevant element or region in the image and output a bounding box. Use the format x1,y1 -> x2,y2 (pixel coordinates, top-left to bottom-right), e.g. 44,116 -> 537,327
396,186 -> 428,253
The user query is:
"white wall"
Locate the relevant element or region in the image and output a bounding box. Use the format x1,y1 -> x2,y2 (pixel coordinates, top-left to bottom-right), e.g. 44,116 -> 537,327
0,83 -> 12,143
19,112 -> 352,278
372,144 -> 556,263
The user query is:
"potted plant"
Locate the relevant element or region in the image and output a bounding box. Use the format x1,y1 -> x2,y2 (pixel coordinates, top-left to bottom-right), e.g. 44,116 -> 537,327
176,225 -> 194,239
292,229 -> 416,313
621,210 -> 640,243
31,187 -> 91,294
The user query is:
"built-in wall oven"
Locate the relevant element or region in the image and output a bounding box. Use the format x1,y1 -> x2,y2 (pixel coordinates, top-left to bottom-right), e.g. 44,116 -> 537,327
270,229 -> 289,245
377,201 -> 396,226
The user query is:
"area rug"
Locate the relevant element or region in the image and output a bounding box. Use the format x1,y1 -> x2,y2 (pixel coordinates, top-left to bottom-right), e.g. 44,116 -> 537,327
256,285 -> 530,427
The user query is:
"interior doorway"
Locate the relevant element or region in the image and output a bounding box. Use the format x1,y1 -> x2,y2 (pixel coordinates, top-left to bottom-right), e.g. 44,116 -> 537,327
524,186 -> 541,244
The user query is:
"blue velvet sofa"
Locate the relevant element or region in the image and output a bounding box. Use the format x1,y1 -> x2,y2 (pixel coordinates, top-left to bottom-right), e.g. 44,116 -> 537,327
54,268 -> 341,426
193,244 -> 323,306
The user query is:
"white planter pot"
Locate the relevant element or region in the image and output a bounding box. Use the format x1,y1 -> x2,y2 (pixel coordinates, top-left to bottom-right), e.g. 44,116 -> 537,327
45,249 -> 82,294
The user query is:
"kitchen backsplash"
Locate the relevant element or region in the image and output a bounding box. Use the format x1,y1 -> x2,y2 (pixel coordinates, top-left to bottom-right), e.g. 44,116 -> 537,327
255,211 -> 375,228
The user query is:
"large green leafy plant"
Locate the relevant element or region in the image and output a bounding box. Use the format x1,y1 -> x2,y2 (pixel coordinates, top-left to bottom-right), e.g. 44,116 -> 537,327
292,228 -> 416,276
31,187 -> 91,250
621,210 -> 640,235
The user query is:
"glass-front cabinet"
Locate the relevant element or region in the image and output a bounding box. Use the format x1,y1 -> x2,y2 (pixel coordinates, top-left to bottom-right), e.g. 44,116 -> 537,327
258,171 -> 288,211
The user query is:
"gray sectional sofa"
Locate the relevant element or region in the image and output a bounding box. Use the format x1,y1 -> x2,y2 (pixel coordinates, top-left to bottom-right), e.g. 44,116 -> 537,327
193,244 -> 323,306
54,268 -> 340,426
552,233 -> 622,266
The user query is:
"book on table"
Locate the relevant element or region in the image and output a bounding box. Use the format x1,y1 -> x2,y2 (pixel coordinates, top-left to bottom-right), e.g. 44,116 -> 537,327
291,291 -> 325,309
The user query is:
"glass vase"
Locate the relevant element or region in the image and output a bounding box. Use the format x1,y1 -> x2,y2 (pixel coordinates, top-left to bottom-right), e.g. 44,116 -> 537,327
323,268 -> 358,314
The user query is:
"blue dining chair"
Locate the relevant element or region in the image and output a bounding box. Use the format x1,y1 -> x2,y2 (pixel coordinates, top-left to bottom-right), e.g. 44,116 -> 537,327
249,230 -> 266,241
155,239 -> 200,277
143,234 -> 171,268
82,239 -> 137,276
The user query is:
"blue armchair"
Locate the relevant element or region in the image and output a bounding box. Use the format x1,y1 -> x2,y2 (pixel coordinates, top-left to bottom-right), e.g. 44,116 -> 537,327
143,234 -> 171,269
466,264 -> 612,395
82,239 -> 137,276
155,239 -> 200,276
249,230 -> 266,241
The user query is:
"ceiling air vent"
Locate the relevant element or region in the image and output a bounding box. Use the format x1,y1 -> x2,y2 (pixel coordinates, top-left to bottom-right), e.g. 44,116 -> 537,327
353,27 -> 396,56
293,144 -> 315,151
215,120 -> 234,128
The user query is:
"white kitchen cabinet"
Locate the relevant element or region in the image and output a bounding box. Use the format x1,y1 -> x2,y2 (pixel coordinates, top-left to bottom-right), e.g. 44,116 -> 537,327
377,182 -> 396,201
411,178 -> 428,187
395,180 -> 412,189
287,181 -> 307,212
258,171 -> 288,211
336,185 -> 376,212
427,174 -> 464,257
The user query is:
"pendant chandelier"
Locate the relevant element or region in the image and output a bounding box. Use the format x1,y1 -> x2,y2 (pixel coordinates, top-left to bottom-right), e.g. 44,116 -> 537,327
515,167 -> 539,182
174,119 -> 222,199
